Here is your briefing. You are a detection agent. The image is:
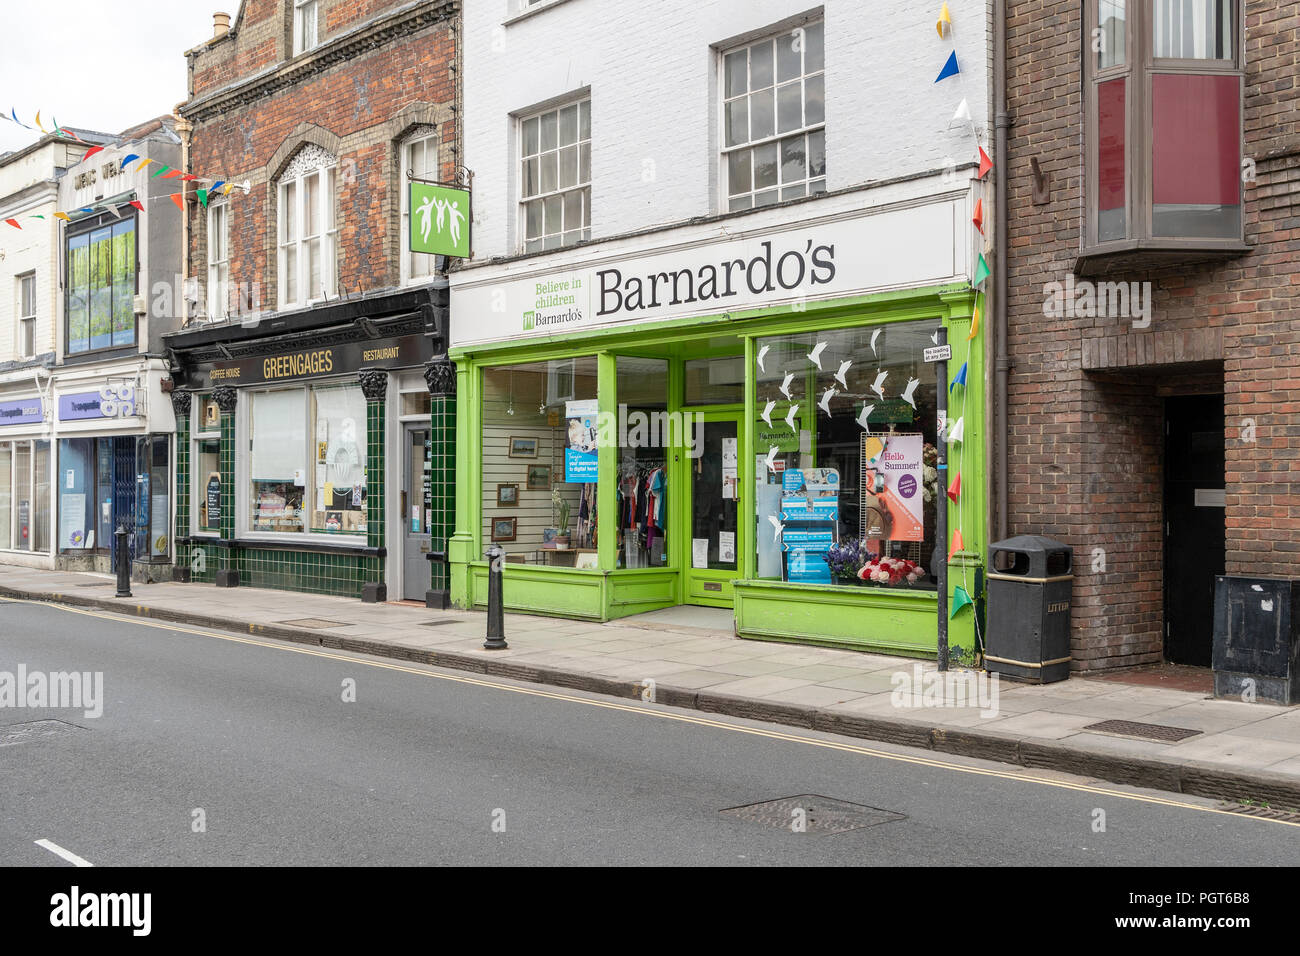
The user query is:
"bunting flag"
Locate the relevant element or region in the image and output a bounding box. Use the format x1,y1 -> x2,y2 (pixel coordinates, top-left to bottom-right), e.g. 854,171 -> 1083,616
181,174 -> 199,182
951,97 -> 971,126
120,154 -> 140,169
135,159 -> 152,173
936,1 -> 952,38
947,416 -> 965,444
223,183 -> 235,195
973,253 -> 990,286
949,361 -> 968,393
82,145 -> 104,162
977,146 -> 994,180
972,197 -> 984,234
947,471 -> 961,504
4,219 -> 20,229
34,111 -> 48,133
105,204 -> 122,219
950,585 -> 973,618
150,165 -> 171,179
163,170 -> 184,180
169,194 -> 183,210
210,181 -> 226,194
53,212 -> 70,222
128,200 -> 145,212
935,50 -> 960,82
950,528 -> 965,560
10,108 -> 31,129
197,188 -> 209,208
968,300 -> 980,340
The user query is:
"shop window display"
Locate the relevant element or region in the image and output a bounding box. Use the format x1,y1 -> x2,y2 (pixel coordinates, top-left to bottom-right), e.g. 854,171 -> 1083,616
616,358 -> 670,569
481,357 -> 600,565
752,320 -> 941,588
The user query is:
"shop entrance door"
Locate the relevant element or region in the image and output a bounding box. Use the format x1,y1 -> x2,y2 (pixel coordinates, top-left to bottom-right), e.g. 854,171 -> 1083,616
1164,394 -> 1225,666
683,412 -> 742,607
402,425 -> 432,601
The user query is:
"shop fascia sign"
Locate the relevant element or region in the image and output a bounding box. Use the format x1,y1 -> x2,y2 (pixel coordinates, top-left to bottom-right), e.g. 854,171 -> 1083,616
0,398 -> 44,426
453,199 -> 961,346
58,381 -> 143,421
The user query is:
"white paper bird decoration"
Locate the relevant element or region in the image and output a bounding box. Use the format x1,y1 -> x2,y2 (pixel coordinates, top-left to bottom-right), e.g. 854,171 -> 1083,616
818,387 -> 836,416
871,328 -> 882,356
785,403 -> 800,431
763,446 -> 779,472
807,341 -> 828,370
779,371 -> 795,400
756,344 -> 770,373
870,369 -> 888,401
856,404 -> 874,431
901,377 -> 920,409
834,360 -> 852,389
760,399 -> 776,428
767,514 -> 785,544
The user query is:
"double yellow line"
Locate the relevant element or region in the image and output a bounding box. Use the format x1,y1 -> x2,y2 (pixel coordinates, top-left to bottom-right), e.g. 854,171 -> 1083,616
6,595 -> 1297,828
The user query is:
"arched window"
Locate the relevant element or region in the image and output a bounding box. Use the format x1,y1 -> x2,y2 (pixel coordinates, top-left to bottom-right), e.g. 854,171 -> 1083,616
278,144 -> 337,309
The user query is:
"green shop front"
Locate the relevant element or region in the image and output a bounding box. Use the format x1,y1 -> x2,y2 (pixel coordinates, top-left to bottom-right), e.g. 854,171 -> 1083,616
166,287 -> 451,604
448,199 -> 987,656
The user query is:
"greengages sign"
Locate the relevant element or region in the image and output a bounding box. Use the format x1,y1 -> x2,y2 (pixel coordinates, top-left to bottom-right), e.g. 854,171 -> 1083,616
451,197 -> 964,346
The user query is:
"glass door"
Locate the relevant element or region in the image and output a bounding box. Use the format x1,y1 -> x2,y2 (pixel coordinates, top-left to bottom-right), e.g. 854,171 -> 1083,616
683,412 -> 741,606
402,424 -> 432,601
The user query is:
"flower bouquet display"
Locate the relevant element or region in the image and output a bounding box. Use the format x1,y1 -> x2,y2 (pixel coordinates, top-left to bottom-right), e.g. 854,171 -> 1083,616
857,555 -> 924,587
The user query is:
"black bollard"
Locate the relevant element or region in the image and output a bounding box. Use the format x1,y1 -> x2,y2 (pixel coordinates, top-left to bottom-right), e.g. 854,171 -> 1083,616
483,545 -> 507,650
114,525 -> 132,598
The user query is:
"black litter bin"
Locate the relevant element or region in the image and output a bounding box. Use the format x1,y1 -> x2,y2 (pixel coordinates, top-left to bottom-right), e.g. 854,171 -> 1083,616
985,536 -> 1073,684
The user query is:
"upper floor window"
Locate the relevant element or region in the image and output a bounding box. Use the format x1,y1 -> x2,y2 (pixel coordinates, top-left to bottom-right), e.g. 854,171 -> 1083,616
402,130 -> 440,283
278,145 -> 337,309
208,201 -> 229,320
721,21 -> 825,212
1086,0 -> 1242,250
293,0 -> 319,56
66,216 -> 136,356
520,99 -> 590,253
16,273 -> 35,359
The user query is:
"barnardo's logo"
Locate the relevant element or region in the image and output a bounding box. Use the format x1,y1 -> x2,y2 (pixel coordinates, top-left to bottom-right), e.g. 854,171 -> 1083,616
523,276 -> 586,331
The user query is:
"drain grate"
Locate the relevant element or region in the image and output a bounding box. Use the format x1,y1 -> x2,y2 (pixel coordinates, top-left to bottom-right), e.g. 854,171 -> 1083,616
721,795 -> 905,834
420,619 -> 461,627
1217,802 -> 1300,824
277,618 -> 349,630
1083,719 -> 1202,742
0,719 -> 84,748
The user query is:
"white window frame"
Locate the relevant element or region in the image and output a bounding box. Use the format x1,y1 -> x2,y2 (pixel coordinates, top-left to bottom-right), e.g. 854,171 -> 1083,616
293,0 -> 319,56
207,202 -> 229,321
277,150 -> 337,310
17,272 -> 35,359
518,98 -> 591,254
401,130 -> 440,285
719,20 -> 827,213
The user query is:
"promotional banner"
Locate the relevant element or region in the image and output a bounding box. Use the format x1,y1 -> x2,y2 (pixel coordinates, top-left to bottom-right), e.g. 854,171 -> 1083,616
862,432 -> 925,542
564,399 -> 599,483
780,467 -> 840,584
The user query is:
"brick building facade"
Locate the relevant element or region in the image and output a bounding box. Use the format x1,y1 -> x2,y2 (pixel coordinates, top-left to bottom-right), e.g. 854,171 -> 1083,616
165,0 -> 458,605
1004,0 -> 1298,670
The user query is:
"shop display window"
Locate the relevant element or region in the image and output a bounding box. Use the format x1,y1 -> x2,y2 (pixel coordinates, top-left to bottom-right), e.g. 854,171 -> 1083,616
0,444 -> 10,549
752,320 -> 941,589
248,382 -> 367,536
481,357 -> 600,566
616,358 -> 670,570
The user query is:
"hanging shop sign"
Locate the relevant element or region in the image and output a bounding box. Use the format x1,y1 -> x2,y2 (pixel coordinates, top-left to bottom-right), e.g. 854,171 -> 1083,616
196,334 -> 432,389
451,198 -> 964,346
409,182 -> 472,258
0,398 -> 43,426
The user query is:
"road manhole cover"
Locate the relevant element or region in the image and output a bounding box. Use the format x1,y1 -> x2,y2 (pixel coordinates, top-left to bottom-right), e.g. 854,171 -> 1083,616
1083,719 -> 1201,742
721,795 -> 905,833
0,719 -> 84,747
277,618 -> 348,629
420,619 -> 461,627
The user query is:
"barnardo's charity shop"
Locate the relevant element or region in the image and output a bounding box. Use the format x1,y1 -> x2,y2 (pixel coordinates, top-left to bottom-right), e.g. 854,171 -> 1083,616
448,189 -> 988,656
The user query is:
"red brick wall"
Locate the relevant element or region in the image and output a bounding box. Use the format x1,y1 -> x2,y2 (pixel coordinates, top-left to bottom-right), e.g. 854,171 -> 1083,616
184,1 -> 457,309
1005,0 -> 1300,670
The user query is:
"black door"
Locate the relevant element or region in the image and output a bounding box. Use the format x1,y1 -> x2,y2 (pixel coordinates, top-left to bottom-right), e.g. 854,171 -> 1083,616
1164,394 -> 1225,666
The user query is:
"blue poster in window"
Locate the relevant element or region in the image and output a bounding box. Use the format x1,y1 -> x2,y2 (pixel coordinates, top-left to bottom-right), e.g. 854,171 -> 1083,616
564,399 -> 599,483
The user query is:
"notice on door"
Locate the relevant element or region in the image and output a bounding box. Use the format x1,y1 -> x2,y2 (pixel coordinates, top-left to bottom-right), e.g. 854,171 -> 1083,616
721,437 -> 738,500
692,538 -> 709,569
718,531 -> 735,563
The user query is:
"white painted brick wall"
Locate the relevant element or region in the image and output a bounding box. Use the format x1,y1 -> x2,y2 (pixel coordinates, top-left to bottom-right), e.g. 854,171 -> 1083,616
0,142 -> 69,365
464,0 -> 991,259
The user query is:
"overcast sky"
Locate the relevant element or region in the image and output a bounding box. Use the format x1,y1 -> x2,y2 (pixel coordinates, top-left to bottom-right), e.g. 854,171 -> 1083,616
0,1 -> 219,153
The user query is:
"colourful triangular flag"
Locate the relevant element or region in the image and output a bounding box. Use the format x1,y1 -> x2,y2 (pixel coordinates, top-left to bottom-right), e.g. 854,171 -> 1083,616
105,204 -> 123,219
936,1 -> 952,37
947,471 -> 961,504
972,197 -> 984,234
973,253 -> 990,286
129,200 -> 145,212
951,97 -> 971,126
947,416 -> 965,444
949,528 -> 964,560
29,214 -> 44,220
210,181 -> 226,195
949,361 -> 968,393
950,585 -> 973,618
34,111 -> 47,133
935,50 -> 960,82
11,109 -> 31,130
180,174 -> 199,182
151,165 -> 171,179
197,188 -> 209,208
977,146 -> 993,179
169,194 -> 183,210
223,183 -> 236,196
163,170 -> 183,180
82,146 -> 104,162
136,159 -> 153,172
968,301 -> 980,340
4,219 -> 20,229
53,212 -> 71,222
120,153 -> 140,169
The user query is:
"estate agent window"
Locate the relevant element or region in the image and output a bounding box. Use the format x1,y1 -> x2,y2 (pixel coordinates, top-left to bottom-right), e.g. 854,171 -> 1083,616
247,382 -> 367,536
520,99 -> 591,252
721,20 -> 826,212
480,357 -> 600,567
278,146 -> 337,309
66,214 -> 137,355
1086,0 -> 1242,246
752,320 -> 941,590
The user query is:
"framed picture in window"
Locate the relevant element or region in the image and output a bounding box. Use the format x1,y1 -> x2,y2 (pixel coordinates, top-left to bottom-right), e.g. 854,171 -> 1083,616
508,436 -> 538,458
496,483 -> 519,506
526,464 -> 551,491
491,517 -> 517,542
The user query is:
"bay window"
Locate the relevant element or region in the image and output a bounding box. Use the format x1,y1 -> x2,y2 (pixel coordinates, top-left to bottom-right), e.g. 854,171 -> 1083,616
1085,0 -> 1244,258
248,382 -> 367,536
278,147 -> 337,309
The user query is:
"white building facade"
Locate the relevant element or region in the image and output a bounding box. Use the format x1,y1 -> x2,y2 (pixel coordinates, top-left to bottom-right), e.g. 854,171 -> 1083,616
447,0 -> 995,655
